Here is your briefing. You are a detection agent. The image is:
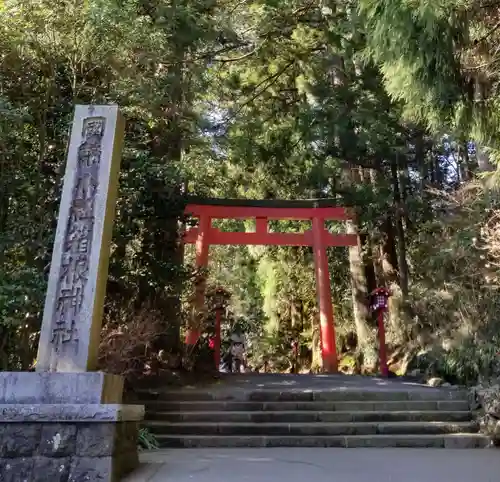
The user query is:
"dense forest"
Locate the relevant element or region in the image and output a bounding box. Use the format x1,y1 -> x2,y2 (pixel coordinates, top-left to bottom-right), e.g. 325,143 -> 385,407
2,0 -> 500,386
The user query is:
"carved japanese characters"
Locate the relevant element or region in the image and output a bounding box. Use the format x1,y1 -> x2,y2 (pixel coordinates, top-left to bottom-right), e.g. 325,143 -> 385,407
50,117 -> 105,354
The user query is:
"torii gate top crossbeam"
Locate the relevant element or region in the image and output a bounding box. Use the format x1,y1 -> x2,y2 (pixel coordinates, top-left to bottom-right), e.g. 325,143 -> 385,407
184,197 -> 354,221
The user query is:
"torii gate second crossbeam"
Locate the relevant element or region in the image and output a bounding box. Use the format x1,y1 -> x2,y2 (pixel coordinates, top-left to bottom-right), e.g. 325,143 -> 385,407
182,198 -> 357,373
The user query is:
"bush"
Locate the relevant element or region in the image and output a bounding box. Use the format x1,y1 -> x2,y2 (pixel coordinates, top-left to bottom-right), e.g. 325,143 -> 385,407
440,340 -> 500,385
138,428 -> 159,451
409,339 -> 500,386
98,303 -> 166,384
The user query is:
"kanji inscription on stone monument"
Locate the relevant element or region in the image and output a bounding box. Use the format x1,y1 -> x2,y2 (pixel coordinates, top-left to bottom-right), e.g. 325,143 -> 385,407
36,106 -> 125,372
51,118 -> 104,350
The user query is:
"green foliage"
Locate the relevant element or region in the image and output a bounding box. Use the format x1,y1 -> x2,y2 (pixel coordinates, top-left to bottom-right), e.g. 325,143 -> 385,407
360,0 -> 466,123
2,0 -> 500,385
0,0 -> 225,367
440,340 -> 500,386
359,0 -> 500,156
138,428 -> 160,451
413,339 -> 500,386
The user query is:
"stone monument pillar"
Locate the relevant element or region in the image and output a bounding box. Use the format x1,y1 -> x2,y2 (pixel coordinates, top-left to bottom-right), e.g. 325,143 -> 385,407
0,106 -> 144,482
37,105 -> 124,373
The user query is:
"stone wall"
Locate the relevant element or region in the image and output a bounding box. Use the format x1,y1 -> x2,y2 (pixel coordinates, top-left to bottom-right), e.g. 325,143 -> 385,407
0,421 -> 139,482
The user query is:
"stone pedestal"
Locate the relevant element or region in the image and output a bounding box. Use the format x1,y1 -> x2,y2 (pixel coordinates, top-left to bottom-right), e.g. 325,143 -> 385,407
0,405 -> 143,482
0,372 -> 144,482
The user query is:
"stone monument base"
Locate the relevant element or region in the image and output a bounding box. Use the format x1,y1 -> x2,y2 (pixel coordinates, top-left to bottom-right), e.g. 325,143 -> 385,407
0,372 -> 144,482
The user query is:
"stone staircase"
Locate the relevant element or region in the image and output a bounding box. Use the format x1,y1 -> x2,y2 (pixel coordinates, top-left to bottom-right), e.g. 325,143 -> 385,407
138,375 -> 489,449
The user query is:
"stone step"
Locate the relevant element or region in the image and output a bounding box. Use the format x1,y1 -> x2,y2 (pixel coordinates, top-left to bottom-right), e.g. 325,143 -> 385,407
154,433 -> 490,449
138,388 -> 468,402
144,399 -> 470,413
145,421 -> 478,436
146,410 -> 472,423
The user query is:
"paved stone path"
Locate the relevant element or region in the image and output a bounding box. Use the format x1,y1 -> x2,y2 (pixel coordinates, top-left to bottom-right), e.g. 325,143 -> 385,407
125,447 -> 500,482
209,373 -> 431,391
154,372 -> 460,396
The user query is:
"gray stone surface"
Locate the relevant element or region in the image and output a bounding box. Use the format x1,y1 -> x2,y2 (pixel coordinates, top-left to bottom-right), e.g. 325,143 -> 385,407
0,420 -> 139,481
143,373 -> 483,449
39,424 -> 77,457
145,399 -> 470,412
140,374 -> 469,404
0,371 -> 124,404
0,403 -> 144,422
34,456 -> 71,481
146,420 -> 478,436
68,456 -> 113,482
1,457 -> 34,482
77,423 -> 117,456
123,448 -> 500,482
154,433 -> 490,448
36,105 -> 125,373
140,373 -> 466,393
1,423 -> 41,457
0,420 -> 138,456
151,409 -> 472,424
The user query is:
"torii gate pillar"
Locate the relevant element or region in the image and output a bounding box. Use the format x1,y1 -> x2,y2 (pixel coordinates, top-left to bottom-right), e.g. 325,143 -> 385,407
312,217 -> 337,372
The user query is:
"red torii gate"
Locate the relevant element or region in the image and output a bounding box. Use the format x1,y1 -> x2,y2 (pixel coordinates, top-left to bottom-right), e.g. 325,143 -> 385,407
182,198 -> 357,373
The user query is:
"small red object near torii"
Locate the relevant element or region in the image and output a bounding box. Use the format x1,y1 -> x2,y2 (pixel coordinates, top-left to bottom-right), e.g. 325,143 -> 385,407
182,197 -> 358,373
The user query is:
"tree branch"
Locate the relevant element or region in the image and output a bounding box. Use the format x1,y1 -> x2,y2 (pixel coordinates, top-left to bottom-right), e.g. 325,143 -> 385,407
215,60 -> 296,127
473,20 -> 500,46
215,48 -> 259,63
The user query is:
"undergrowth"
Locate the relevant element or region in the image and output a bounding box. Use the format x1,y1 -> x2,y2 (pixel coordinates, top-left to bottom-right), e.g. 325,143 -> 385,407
138,428 -> 160,451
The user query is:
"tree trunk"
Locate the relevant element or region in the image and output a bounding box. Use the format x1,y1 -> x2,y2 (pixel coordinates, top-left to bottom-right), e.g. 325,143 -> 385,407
141,1 -> 187,355
391,158 -> 410,298
311,313 -> 322,373
415,130 -> 427,193
368,168 -> 384,284
380,217 -> 405,340
477,145 -> 495,172
347,217 -> 372,348
360,234 -> 377,294
379,157 -> 412,344
332,49 -> 374,361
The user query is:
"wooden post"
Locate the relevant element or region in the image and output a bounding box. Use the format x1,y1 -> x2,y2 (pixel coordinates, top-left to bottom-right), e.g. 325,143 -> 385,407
378,309 -> 389,377
256,217 -> 267,234
370,287 -> 390,377
312,217 -> 338,373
